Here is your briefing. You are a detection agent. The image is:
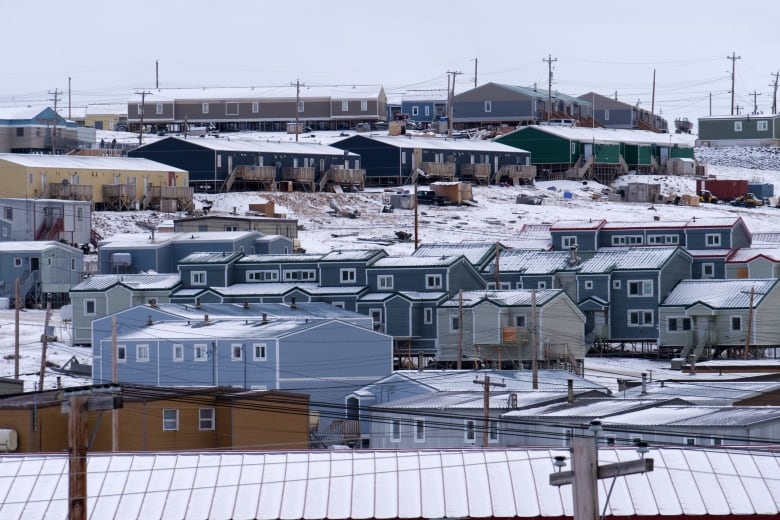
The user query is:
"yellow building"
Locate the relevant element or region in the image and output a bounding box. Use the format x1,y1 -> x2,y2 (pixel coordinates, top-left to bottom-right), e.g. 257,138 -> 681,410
0,153 -> 191,211
84,103 -> 128,131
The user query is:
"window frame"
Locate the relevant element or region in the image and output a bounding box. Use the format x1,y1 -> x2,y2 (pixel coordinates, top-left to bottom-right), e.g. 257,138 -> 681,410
425,273 -> 443,289
191,271 -> 207,286
705,233 -> 722,247
731,315 -> 742,331
84,298 -> 96,316
414,418 -> 425,443
734,121 -> 742,132
116,344 -> 126,363
757,120 -> 768,131
173,343 -> 184,362
450,315 -> 460,332
391,418 -> 401,442
136,344 -> 150,362
423,307 -> 433,325
202,103 -> 209,114
253,343 -> 267,361
584,280 -> 594,290
628,280 -> 653,297
488,419 -> 499,443
628,310 -> 654,327
484,100 -> 492,113
702,262 -> 715,278
464,419 -> 476,442
231,343 -> 243,361
561,236 -> 578,248
162,409 -> 179,431
340,268 -> 357,284
377,274 -> 394,290
194,343 -> 208,362
199,408 -> 216,431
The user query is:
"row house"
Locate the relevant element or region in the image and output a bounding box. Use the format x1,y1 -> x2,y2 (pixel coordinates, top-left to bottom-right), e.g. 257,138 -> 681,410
579,91 -> 669,132
0,198 -> 91,245
0,241 -> 83,308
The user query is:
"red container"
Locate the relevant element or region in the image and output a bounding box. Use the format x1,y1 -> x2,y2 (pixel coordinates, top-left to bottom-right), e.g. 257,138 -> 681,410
695,179 -> 748,202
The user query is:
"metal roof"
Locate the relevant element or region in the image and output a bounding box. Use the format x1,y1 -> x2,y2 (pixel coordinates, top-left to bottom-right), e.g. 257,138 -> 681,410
341,134 -> 529,153
318,249 -> 386,262
489,249 -> 576,274
143,136 -> 358,156
370,255 -> 461,268
205,282 -> 317,296
130,84 -> 385,102
602,405 -> 780,427
728,247 -> 780,263
550,219 -> 606,230
71,274 -> 180,291
618,380 -> 780,404
439,289 -> 562,309
576,247 -> 680,273
378,391 -> 565,410
412,242 -> 497,266
239,254 -> 324,263
100,231 -> 259,248
0,153 -> 186,172
178,251 -> 244,264
661,279 -> 777,308
1,447 -> 776,518
509,125 -> 695,147
503,398 -> 671,419
149,302 -> 361,321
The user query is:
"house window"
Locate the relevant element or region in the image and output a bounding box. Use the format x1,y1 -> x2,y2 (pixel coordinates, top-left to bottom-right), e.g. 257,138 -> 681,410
515,281 -> 523,289
297,101 -> 305,113
16,127 -> 24,137
412,106 -> 419,116
252,102 -> 259,113
612,280 -> 621,290
564,428 -> 574,447
631,436 -> 643,445
648,234 -> 679,245
464,419 -> 476,442
76,207 -> 83,221
283,269 -> 316,281
14,257 -> 22,267
484,101 -> 492,113
711,437 -> 722,446
757,120 -> 768,131
84,299 -> 96,315
611,235 -> 644,246
426,274 -> 442,289
136,344 -> 150,362
253,343 -> 267,361
117,345 -> 126,363
47,257 -> 52,266
341,99 -> 349,111
191,271 -> 207,285
71,258 -> 76,271
173,343 -> 184,362
414,418 -> 425,442
332,301 -> 345,309
424,308 -> 433,324
155,103 -> 163,115
377,275 -> 393,289
450,316 -> 460,332
628,310 -> 653,326
225,102 -> 239,115
498,281 -> 511,290
486,283 -> 496,290
628,280 -> 653,297
340,268 -> 357,283
667,318 -> 690,332
731,316 -> 742,331
702,263 -> 715,278
231,343 -> 243,361
162,409 -> 179,431
424,106 -> 430,116
488,419 -> 499,443
247,270 -> 279,282
224,225 -> 239,231
194,344 -> 208,361
605,435 -> 616,446
734,121 -> 742,132
584,280 -> 594,290
561,236 -> 577,248
537,281 -> 547,289
685,437 -> 696,446
369,309 -> 383,330
199,408 -> 215,430
137,104 -> 143,115
705,233 -> 721,247
391,418 -> 401,442
604,109 -> 610,121
3,207 -> 11,220
514,315 -> 526,327
202,103 -> 209,114
360,100 -> 368,111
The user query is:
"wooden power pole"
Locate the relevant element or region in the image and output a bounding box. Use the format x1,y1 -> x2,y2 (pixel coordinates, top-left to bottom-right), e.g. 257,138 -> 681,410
531,289 -> 538,389
544,54 -> 558,121
38,300 -> 52,390
68,394 -> 88,520
456,289 -> 464,370
727,52 -> 741,115
14,278 -> 20,379
473,375 -> 506,447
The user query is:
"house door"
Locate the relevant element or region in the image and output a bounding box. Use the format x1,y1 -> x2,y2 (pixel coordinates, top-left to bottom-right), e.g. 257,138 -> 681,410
584,143 -> 593,159
31,257 -> 39,271
168,171 -> 176,187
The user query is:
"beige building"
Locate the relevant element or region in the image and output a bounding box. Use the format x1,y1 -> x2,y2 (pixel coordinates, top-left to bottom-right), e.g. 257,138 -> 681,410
85,103 -> 128,131
0,154 -> 191,211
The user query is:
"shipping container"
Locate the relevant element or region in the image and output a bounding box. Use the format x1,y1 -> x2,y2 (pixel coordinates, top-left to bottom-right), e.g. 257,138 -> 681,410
695,178 -> 748,202
748,183 -> 774,200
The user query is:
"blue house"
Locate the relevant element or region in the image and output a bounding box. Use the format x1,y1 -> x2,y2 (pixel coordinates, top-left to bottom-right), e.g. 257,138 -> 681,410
332,134 -> 530,186
482,249 -> 580,293
550,219 -> 606,251
129,136 -> 360,192
91,302 -> 393,431
0,241 -> 83,308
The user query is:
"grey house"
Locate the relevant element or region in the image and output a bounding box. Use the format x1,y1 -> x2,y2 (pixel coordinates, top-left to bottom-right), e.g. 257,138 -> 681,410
91,302 -> 392,431
350,369 -> 609,449
697,114 -> 780,147
579,91 -> 668,132
0,198 -> 91,245
482,249 -> 580,294
69,273 -> 181,345
659,278 -> 780,361
174,215 -> 299,241
412,242 -> 504,272
436,289 -> 586,368
725,248 -> 780,279
97,231 -> 263,274
366,255 -> 486,297
0,241 -> 83,308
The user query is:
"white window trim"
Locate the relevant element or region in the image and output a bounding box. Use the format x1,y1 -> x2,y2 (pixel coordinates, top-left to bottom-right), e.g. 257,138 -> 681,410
561,236 -> 578,248
484,100 -> 492,113
426,274 -> 443,289
584,280 -> 594,290
377,274 -> 393,290
191,271 -> 207,286
194,343 -> 208,362
253,343 -> 267,361
252,102 -> 259,113
136,344 -> 150,362
199,408 -> 216,431
628,280 -> 653,297
202,103 -> 209,114
173,343 -> 184,362
612,280 -> 622,289
537,281 -> 547,289
414,418 -> 425,443
391,418 -> 401,442
757,120 -> 768,131
340,268 -> 357,284
162,409 -> 179,431
730,315 -> 742,331
488,419 -> 499,443
705,233 -> 722,247
702,262 -> 715,278
116,345 -> 126,363
734,121 -> 742,132
423,307 -> 433,325
464,419 -> 476,443
84,298 -> 96,316
628,310 -> 654,327
450,315 -> 460,333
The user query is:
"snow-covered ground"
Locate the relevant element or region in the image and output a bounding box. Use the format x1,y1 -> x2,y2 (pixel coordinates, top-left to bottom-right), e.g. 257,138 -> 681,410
5,143 -> 780,392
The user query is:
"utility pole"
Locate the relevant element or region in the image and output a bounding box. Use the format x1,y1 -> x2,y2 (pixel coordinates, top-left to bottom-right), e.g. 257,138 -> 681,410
727,52 -> 741,115
68,77 -> 72,120
550,420 -> 654,520
135,90 -> 151,146
531,289 -> 538,389
49,88 -> 62,153
294,79 -> 301,143
650,69 -> 656,131
456,289 -> 464,370
446,70 -> 462,137
473,375 -> 506,447
543,54 -> 558,122
770,71 -> 779,114
112,316 -> 119,451
473,58 -> 478,88
39,299 -> 52,391
14,278 -> 20,379
744,286 -> 755,360
155,59 -> 159,89
748,90 -> 761,115
494,248 -> 500,288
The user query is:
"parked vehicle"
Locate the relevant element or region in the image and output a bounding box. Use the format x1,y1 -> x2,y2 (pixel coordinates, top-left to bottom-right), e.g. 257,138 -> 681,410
730,193 -> 764,208
695,179 -> 748,203
698,190 -> 718,203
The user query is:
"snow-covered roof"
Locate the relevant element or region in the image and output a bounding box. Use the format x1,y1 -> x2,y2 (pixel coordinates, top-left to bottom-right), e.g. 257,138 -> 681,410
341,134 -> 529,153
412,242 -> 497,266
148,301 -> 359,321
116,317 -> 311,341
239,253 -> 324,263
490,249 -> 576,274
577,247 -> 680,273
0,153 -> 187,172
71,274 -> 180,291
503,398 -> 671,419
2,447 -> 776,518
144,135 -> 358,156
129,84 -> 385,102
0,241 -> 72,253
371,255 -> 462,268
728,247 -> 780,263
318,249 -> 386,262
661,279 -> 777,308
439,289 -> 563,308
509,125 -> 694,147
85,103 -> 128,116
99,231 -> 259,248
0,105 -> 50,120
204,282 -> 316,296
603,405 -> 780,427
378,391 -> 563,410
618,380 -> 780,404
177,251 -> 244,264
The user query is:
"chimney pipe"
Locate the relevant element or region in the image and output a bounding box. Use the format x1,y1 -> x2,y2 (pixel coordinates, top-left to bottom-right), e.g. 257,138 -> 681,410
262,313 -> 268,323
290,296 -> 296,309
195,298 -> 201,310
567,378 -> 574,404
147,315 -> 153,326
243,300 -> 249,310
640,372 -> 647,395
204,314 -> 209,323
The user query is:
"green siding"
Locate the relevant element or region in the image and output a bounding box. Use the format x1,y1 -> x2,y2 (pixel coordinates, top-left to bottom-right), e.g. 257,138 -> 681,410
498,128 -> 575,164
699,116 -> 779,141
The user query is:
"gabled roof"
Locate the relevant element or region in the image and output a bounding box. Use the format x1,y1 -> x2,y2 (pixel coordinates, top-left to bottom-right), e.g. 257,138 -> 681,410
239,253 -> 324,263
130,85 -> 386,102
502,125 -> 693,146
370,255 -> 463,268
439,289 -> 564,309
618,380 -> 780,405
0,241 -> 78,254
0,153 -> 186,172
412,242 -> 500,267
728,247 -> 780,263
377,391 -> 566,410
177,251 -> 244,264
71,273 -> 181,292
488,249 -> 578,274
99,231 -> 260,248
661,279 -> 777,309
318,249 -> 387,263
550,219 -> 606,231
204,282 -> 317,297
502,398 -> 678,420
337,134 -> 528,153
132,301 -> 367,322
602,405 -> 780,428
577,247 -> 683,273
136,135 -> 358,156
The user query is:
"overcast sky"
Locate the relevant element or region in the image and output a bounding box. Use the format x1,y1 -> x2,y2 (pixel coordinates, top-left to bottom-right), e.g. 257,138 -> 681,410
3,0 -> 779,130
